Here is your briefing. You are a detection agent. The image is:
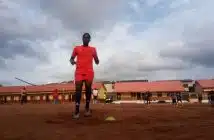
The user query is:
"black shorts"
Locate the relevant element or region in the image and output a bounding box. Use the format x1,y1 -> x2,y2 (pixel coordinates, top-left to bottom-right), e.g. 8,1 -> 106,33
172,99 -> 176,104
177,99 -> 182,102
94,96 -> 97,100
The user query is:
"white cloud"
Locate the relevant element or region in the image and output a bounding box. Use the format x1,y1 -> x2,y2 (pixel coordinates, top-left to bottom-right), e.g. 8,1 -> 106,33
1,0 -> 214,85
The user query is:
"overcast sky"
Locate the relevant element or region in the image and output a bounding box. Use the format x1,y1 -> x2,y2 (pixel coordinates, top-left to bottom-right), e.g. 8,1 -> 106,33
1,0 -> 214,86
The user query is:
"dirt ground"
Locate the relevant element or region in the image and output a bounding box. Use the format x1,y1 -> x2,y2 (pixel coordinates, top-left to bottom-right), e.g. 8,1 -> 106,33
0,103 -> 214,140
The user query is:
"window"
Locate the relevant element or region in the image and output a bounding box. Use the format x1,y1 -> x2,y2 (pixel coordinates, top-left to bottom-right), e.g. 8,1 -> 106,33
137,93 -> 141,100
183,84 -> 188,88
167,93 -> 171,97
152,92 -> 156,97
189,85 -> 195,92
157,93 -> 162,97
72,94 -> 76,102
131,93 -> 136,98
190,93 -> 197,98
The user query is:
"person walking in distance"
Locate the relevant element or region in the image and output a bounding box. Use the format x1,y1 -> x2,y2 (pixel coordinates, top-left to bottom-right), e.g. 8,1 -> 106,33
198,93 -> 203,104
142,93 -> 146,104
93,88 -> 98,104
208,92 -> 211,104
20,87 -> 27,105
68,93 -> 72,102
70,33 -> 99,119
145,91 -> 151,105
176,93 -> 183,106
210,91 -> 214,107
171,93 -> 177,106
52,89 -> 59,104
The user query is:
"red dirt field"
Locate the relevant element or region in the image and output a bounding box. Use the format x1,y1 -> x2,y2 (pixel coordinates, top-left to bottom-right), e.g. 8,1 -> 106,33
0,103 -> 214,140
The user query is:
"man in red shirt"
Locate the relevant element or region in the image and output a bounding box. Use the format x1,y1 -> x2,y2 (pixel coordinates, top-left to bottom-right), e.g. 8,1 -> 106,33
70,33 -> 99,119
52,89 -> 59,104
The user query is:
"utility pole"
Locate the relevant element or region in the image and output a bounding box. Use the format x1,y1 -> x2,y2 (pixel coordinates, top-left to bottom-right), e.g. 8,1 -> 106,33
14,77 -> 37,86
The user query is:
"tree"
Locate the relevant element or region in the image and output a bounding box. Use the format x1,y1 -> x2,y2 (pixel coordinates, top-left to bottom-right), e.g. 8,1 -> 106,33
0,84 -> 3,87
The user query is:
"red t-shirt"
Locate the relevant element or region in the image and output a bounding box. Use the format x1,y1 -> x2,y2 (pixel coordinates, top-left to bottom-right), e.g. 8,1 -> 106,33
72,45 -> 98,74
53,89 -> 58,99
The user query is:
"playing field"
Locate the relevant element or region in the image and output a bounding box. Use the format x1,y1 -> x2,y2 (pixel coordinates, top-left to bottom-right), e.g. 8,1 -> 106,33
0,103 -> 214,140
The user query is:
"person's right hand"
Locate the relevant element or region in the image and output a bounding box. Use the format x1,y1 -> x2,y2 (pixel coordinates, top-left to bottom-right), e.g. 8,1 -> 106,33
70,59 -> 76,65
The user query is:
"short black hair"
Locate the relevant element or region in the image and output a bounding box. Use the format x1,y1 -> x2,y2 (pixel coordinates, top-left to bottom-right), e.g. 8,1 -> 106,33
83,33 -> 91,38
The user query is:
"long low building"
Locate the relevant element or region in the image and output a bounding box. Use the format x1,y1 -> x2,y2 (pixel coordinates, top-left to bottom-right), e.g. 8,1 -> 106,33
195,79 -> 214,99
0,83 -> 104,103
112,80 -> 185,101
2,79 -> 213,104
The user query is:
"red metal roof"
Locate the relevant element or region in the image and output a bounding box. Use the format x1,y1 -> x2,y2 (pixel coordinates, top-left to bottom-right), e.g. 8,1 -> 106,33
0,86 -> 23,94
114,81 -> 184,93
0,82 -> 104,94
114,82 -> 149,92
92,82 -> 104,89
196,80 -> 214,89
148,81 -> 184,92
0,83 -> 75,94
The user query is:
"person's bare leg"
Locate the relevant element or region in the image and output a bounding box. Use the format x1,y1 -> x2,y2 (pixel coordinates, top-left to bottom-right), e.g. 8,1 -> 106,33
84,80 -> 92,117
72,81 -> 83,119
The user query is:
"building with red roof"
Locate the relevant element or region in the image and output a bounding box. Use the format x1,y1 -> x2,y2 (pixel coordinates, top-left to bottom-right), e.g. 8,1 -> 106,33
113,80 -> 185,101
196,79 -> 214,91
0,82 -> 105,103
3,79 -> 214,103
195,79 -> 214,100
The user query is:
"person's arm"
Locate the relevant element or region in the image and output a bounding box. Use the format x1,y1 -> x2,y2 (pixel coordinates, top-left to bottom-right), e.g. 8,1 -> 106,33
93,48 -> 99,65
70,47 -> 77,65
20,90 -> 24,96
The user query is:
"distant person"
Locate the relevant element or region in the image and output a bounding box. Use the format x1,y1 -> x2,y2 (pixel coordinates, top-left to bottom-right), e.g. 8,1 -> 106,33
176,93 -> 183,106
0,96 -> 3,104
70,33 -> 99,119
149,92 -> 152,103
92,88 -> 98,104
52,89 -> 59,104
61,94 -> 65,104
142,93 -> 146,104
210,91 -> 214,107
105,96 -> 113,104
68,93 -> 72,102
171,93 -> 177,106
72,94 -> 75,102
110,96 -> 113,103
20,87 -> 27,105
198,94 -> 203,104
208,92 -> 211,104
46,94 -> 49,103
4,96 -> 7,104
146,92 -> 152,105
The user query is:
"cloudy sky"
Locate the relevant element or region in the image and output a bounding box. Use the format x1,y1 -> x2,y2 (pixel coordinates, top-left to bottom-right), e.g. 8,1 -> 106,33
1,0 -> 214,86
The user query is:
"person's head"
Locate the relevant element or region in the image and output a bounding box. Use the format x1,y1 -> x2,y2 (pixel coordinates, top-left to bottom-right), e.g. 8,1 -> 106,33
82,33 -> 91,46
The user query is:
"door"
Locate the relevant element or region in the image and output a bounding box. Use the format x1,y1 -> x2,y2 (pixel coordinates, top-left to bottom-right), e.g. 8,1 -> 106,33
117,93 -> 121,100
137,93 -> 141,100
72,94 -> 76,102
